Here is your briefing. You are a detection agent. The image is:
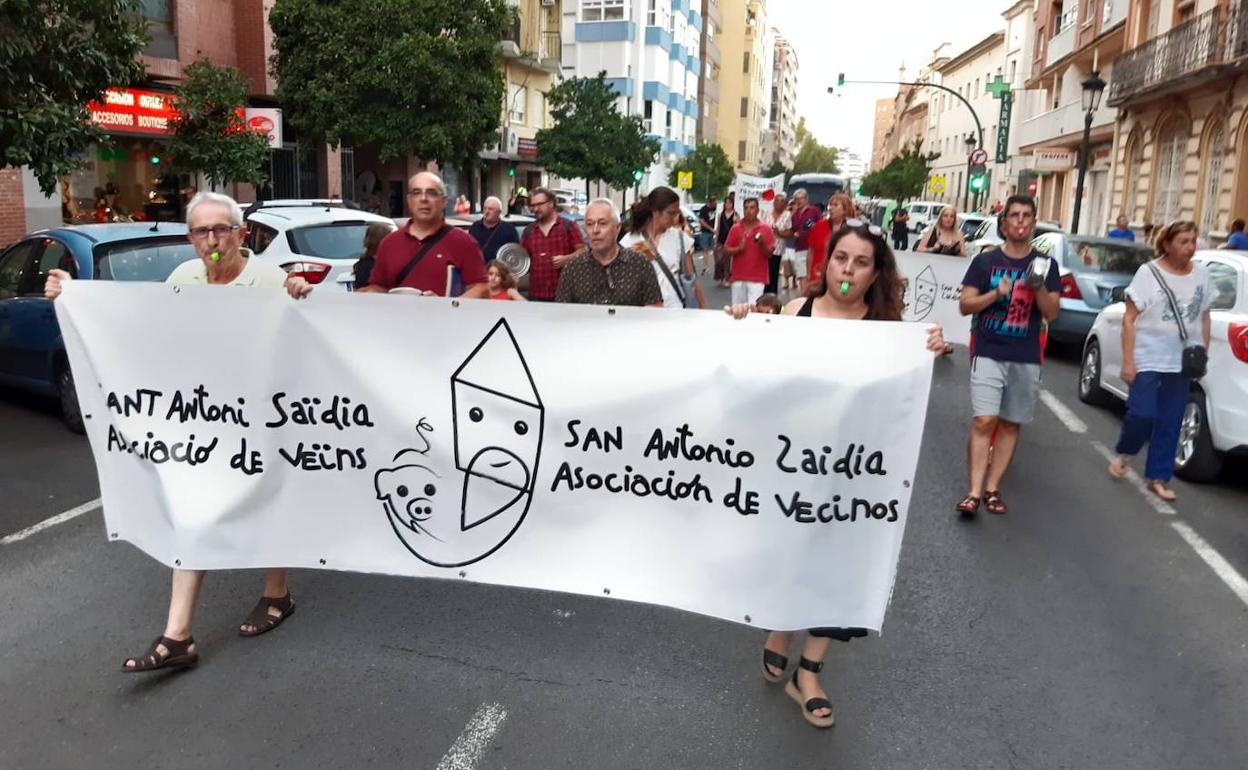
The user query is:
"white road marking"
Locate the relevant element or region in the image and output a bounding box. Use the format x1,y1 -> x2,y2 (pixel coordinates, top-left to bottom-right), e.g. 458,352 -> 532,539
435,702 -> 508,770
1039,389 -> 1088,434
1088,441 -> 1177,515
0,498 -> 102,545
1170,521 -> 1248,608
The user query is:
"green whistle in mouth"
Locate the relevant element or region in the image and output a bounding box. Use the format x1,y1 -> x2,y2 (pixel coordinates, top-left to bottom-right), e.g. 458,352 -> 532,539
210,251 -> 221,262
839,280 -> 850,295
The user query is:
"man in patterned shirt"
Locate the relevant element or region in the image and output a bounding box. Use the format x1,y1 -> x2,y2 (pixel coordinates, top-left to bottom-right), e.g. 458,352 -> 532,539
556,199 -> 662,307
521,186 -> 586,301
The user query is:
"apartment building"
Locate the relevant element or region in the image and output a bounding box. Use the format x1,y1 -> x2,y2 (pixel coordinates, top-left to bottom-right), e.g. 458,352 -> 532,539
870,97 -> 897,172
716,0 -> 770,173
697,0 -> 723,143
764,32 -> 800,169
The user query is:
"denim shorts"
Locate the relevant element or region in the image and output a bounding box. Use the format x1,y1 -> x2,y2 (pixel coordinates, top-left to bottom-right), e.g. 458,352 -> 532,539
970,357 -> 1042,424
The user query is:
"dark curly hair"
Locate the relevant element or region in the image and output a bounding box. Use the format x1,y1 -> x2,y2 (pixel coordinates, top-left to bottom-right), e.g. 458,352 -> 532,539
809,223 -> 905,321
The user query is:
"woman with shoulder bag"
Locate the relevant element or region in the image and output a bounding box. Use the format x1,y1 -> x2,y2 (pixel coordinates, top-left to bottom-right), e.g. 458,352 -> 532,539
620,186 -> 705,309
1107,221 -> 1213,501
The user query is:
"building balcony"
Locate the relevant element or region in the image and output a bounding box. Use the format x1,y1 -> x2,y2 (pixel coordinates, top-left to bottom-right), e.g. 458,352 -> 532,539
499,12 -> 561,74
1014,94 -> 1116,151
703,34 -> 721,67
1107,4 -> 1247,107
1046,22 -> 1076,68
704,0 -> 723,31
1102,0 -> 1129,30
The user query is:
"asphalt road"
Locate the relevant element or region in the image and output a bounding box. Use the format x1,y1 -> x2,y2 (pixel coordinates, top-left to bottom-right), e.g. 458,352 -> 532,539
2,272 -> 1246,770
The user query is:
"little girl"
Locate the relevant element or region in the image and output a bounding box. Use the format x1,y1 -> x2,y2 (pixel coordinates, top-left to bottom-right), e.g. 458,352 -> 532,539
487,261 -> 527,301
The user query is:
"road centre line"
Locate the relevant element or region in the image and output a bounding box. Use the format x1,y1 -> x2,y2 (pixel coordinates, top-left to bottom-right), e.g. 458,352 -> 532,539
435,702 -> 508,770
1039,389 -> 1088,434
0,498 -> 102,545
1170,521 -> 1248,608
1088,441 -> 1177,515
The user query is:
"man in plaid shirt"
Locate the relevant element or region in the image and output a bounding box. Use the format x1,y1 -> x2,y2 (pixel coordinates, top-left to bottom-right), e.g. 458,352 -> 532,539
521,186 -> 586,300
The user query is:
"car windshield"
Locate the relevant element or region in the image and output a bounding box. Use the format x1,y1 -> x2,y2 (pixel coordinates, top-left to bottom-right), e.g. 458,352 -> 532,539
960,218 -> 984,238
288,222 -> 382,259
1065,239 -> 1152,274
94,237 -> 197,282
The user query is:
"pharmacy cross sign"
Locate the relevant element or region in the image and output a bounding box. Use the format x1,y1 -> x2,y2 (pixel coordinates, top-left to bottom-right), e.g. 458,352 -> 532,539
986,75 -> 1011,99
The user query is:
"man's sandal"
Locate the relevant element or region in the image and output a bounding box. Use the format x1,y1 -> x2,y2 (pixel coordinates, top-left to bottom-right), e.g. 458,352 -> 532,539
122,636 -> 198,673
784,657 -> 835,729
239,593 -> 296,637
955,495 -> 981,515
1146,480 -> 1177,501
761,648 -> 789,684
984,490 -> 1008,515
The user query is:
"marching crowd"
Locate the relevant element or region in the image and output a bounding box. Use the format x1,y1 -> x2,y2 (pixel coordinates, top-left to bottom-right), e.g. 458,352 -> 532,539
41,169 -> 1215,731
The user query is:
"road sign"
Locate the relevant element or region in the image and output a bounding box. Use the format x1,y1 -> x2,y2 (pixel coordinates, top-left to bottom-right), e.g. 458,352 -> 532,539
996,91 -> 1014,164
929,176 -> 946,194
969,148 -> 989,165
677,171 -> 693,190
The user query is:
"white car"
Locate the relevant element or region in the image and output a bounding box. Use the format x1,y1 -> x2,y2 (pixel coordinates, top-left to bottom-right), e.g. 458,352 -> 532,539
1079,250 -> 1248,481
902,201 -> 946,233
242,200 -> 397,291
967,219 -> 1064,256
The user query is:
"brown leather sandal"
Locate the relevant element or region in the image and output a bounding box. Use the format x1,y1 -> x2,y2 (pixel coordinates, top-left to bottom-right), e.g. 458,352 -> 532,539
122,636 -> 198,673
984,490 -> 1008,515
955,494 -> 981,515
239,592 -> 296,637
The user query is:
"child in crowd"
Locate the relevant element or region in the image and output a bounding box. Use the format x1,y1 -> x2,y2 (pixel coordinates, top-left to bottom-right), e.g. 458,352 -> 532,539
754,293 -> 783,314
487,261 -> 527,301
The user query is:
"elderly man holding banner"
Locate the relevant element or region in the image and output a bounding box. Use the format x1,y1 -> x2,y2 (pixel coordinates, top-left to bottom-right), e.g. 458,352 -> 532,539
45,192 -> 298,672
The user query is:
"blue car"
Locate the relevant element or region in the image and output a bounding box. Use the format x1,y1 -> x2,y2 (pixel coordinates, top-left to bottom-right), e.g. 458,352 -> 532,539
0,223 -> 194,432
1030,232 -> 1155,344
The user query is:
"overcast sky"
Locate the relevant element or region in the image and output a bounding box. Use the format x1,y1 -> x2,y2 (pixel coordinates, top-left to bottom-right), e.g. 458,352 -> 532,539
767,0 -> 1014,163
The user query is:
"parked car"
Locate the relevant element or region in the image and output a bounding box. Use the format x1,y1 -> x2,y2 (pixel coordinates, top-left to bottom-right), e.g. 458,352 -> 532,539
902,201 -> 947,233
0,223 -> 195,432
1031,232 -> 1155,344
1079,250 -> 1248,480
967,218 -> 1064,255
243,199 -> 397,292
958,213 -> 990,239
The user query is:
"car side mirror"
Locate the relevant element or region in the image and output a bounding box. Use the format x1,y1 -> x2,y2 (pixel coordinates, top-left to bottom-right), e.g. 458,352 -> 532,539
1110,286 -> 1126,303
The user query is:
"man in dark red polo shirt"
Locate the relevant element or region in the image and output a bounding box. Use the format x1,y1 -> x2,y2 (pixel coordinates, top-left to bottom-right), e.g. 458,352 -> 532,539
520,186 -> 586,301
285,171 -> 488,299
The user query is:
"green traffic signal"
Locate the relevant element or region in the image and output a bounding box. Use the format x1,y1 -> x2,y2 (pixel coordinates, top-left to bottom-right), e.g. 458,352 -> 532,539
969,175 -> 986,192
837,73 -> 845,87
633,168 -> 645,183
508,167 -> 515,177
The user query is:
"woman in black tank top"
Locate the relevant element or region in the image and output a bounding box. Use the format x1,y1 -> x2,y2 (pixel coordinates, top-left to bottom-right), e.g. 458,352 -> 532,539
727,220 -> 947,728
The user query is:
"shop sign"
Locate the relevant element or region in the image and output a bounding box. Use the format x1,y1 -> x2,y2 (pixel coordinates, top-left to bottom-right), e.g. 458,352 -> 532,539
244,108 -> 283,149
88,88 -> 180,136
517,138 -> 538,159
1034,149 -> 1075,172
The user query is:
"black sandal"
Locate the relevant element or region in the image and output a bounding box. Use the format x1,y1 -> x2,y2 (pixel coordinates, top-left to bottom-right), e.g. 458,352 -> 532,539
984,490 -> 1008,515
239,592 -> 296,637
761,648 -> 788,684
955,494 -> 981,515
122,635 -> 198,673
784,657 -> 835,728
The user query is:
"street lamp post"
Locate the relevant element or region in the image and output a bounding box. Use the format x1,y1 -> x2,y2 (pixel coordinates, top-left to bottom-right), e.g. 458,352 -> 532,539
705,156 -> 712,201
1071,71 -> 1107,235
964,135 -> 977,211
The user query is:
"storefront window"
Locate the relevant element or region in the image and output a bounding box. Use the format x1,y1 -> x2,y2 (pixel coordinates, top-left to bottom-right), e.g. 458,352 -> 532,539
64,140 -> 190,224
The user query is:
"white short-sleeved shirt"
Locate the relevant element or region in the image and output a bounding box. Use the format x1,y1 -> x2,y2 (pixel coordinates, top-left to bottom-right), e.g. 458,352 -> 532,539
761,208 -> 792,255
165,249 -> 289,289
620,229 -> 687,309
1124,260 -> 1213,373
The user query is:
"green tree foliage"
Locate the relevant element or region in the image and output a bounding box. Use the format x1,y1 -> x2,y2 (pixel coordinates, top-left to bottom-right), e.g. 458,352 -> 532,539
166,60 -> 271,189
762,157 -> 789,180
858,140 -> 939,201
669,143 -> 735,199
790,118 -> 839,175
536,73 -> 661,192
270,0 -> 509,165
1,0 -> 147,193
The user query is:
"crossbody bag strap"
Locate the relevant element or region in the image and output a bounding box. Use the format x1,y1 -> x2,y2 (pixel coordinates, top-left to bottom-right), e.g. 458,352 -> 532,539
1147,261 -> 1189,342
394,226 -> 451,287
644,232 -> 685,302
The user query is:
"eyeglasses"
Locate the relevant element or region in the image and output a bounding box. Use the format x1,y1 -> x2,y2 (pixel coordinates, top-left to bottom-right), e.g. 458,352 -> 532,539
529,198 -> 553,208
188,225 -> 241,240
845,218 -> 884,237
407,189 -> 446,199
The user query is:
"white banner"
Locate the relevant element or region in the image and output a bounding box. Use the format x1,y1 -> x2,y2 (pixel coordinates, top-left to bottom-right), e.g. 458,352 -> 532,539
730,173 -> 786,215
895,251 -> 973,346
56,284 -> 935,632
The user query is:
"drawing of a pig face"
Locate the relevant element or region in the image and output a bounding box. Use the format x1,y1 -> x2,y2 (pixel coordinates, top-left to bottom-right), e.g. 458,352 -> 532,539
375,464 -> 448,544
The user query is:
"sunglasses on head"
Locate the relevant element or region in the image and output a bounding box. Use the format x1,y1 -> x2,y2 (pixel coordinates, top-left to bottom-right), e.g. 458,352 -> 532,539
845,217 -> 884,237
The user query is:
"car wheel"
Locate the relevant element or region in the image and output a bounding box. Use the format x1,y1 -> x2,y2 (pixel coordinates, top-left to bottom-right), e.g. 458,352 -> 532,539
1174,390 -> 1223,482
57,362 -> 85,435
1078,339 -> 1112,407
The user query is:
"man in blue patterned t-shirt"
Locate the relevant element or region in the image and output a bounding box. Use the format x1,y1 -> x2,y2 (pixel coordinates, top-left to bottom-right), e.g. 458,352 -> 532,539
954,195 -> 1062,516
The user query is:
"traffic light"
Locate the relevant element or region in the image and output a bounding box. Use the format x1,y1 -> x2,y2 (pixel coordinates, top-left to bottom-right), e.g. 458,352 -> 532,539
150,155 -> 161,165
837,73 -> 845,87
633,168 -> 645,183
507,167 -> 515,178
969,174 -> 987,192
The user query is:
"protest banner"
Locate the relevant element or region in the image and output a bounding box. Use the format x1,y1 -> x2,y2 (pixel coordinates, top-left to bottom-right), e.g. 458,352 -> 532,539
894,251 -> 974,346
730,173 -> 785,215
56,284 -> 935,632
